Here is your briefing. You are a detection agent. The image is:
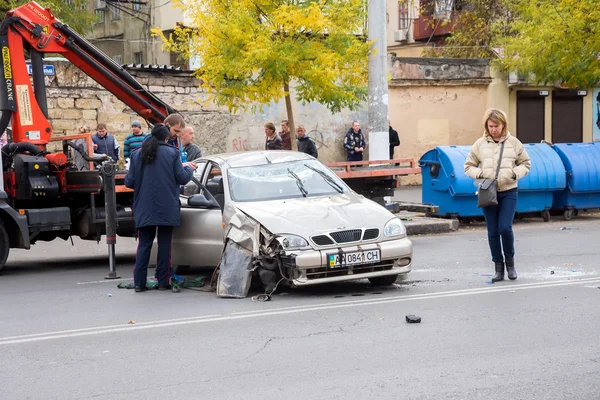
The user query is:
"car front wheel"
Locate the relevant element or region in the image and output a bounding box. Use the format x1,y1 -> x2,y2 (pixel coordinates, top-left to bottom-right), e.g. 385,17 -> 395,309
368,274 -> 399,286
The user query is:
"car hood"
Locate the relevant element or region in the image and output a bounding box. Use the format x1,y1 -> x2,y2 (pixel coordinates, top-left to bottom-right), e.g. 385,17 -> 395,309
233,193 -> 395,240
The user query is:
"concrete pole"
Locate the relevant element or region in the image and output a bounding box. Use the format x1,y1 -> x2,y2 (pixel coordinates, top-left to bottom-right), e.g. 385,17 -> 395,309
367,0 -> 390,161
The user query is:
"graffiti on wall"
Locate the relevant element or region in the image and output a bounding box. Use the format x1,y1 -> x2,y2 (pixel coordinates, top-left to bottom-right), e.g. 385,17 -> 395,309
593,88 -> 600,142
231,137 -> 249,151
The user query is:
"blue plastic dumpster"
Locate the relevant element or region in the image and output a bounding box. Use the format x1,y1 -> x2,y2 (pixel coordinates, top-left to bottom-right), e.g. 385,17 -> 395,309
419,145 -> 482,218
552,142 -> 600,220
419,144 -> 567,220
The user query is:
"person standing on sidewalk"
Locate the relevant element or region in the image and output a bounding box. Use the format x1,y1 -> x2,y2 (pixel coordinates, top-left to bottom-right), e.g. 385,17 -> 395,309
389,120 -> 400,160
464,108 -> 531,283
344,121 -> 365,162
265,122 -> 283,150
92,123 -> 120,162
123,120 -> 148,169
125,124 -> 196,292
295,125 -> 318,158
279,120 -> 293,150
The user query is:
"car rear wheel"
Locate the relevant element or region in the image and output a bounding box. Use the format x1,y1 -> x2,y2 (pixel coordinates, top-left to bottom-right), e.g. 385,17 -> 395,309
368,274 -> 399,286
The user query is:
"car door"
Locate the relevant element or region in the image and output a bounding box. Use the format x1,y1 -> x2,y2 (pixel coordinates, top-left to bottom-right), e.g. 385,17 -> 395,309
171,161 -> 225,267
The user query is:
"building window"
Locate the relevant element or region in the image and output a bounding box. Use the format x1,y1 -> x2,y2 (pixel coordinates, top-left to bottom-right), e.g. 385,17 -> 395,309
95,9 -> 104,23
399,1 -> 411,29
134,52 -> 144,65
133,1 -> 141,12
110,3 -> 120,20
113,55 -> 123,65
170,51 -> 187,69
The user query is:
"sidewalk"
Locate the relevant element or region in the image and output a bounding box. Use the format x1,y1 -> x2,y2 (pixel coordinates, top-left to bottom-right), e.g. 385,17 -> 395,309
389,185 -> 600,236
389,185 -> 459,236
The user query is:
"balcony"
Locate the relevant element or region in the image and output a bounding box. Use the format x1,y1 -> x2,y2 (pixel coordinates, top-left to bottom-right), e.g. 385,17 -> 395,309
413,12 -> 458,41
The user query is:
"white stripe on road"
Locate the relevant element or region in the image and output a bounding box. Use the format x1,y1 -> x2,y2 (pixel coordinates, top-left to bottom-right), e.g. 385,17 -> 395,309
2,277 -> 599,346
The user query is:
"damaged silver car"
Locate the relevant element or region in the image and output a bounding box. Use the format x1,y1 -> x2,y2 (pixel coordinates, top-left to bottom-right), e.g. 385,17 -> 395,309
152,151 -> 413,298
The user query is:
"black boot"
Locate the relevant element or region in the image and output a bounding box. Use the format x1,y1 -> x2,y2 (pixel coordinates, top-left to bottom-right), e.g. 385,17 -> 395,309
505,258 -> 517,280
492,261 -> 504,282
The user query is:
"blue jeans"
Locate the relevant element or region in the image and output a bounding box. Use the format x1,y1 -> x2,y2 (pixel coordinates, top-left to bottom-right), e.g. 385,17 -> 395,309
133,226 -> 173,288
481,189 -> 518,263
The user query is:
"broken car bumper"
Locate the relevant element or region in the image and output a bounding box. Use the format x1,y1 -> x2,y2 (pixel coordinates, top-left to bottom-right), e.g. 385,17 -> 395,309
286,237 -> 413,286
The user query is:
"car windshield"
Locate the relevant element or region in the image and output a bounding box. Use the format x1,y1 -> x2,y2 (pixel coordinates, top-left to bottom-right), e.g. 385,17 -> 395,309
227,159 -> 348,202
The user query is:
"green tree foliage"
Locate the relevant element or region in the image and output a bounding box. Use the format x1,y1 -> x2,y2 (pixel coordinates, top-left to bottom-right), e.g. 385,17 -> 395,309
499,0 -> 600,88
153,0 -> 370,139
421,0 -> 516,59
1,0 -> 97,34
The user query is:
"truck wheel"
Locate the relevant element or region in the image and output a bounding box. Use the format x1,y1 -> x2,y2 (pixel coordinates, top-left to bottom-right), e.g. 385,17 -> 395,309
0,222 -> 9,273
368,274 -> 399,286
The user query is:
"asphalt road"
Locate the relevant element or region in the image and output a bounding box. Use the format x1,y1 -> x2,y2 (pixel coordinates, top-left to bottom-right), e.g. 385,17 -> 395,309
1,216 -> 599,400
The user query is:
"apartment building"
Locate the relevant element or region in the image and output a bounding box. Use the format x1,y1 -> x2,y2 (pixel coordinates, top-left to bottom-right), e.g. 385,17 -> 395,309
86,0 -> 189,68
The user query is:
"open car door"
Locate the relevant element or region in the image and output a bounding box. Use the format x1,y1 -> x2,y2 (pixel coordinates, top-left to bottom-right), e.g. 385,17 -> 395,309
151,162 -> 224,268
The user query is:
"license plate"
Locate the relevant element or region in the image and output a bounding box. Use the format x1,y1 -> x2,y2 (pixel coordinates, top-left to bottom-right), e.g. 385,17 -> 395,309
328,249 -> 380,268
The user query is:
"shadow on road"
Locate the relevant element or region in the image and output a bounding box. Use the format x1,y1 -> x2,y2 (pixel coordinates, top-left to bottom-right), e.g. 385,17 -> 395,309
1,254 -> 137,276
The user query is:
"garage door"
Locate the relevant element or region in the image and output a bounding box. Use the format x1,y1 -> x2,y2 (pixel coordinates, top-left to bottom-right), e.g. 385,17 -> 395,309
552,91 -> 583,143
517,91 -> 545,144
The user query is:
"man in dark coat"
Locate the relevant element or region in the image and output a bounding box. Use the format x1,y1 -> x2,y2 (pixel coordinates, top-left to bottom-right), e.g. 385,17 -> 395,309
343,121 -> 366,162
389,121 -> 400,160
295,125 -> 318,158
125,124 -> 195,292
279,120 -> 293,150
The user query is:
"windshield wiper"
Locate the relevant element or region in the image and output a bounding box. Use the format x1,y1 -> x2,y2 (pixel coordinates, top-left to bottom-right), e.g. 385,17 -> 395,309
304,164 -> 344,194
287,169 -> 308,197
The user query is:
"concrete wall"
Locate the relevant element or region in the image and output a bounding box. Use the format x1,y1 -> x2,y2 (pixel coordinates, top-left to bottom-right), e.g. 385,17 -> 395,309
40,60 -> 363,166
390,57 -> 492,184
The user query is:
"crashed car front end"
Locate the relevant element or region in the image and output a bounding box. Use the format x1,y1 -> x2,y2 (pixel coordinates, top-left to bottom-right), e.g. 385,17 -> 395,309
265,226 -> 412,287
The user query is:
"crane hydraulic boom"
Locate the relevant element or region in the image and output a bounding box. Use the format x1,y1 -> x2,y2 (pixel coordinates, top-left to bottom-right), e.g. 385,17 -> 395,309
0,1 -> 180,274
0,1 -> 176,145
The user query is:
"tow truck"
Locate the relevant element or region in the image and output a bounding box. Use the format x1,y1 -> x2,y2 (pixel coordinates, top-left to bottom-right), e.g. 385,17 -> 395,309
0,1 -> 177,273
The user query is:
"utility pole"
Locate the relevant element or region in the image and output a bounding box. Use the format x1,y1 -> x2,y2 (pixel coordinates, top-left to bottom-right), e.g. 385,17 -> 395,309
367,0 -> 389,161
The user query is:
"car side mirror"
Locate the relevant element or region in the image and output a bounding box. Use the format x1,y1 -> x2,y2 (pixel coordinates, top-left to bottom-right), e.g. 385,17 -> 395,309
188,193 -> 220,209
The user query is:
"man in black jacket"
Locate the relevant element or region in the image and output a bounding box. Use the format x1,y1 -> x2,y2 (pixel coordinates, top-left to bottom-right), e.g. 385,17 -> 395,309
343,121 -> 365,162
389,120 -> 400,160
295,125 -> 318,158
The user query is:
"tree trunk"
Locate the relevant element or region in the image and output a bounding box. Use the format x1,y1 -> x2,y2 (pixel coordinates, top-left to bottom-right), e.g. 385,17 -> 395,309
283,81 -> 297,151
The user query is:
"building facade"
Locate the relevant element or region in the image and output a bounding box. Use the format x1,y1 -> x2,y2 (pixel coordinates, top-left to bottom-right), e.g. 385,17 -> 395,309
86,0 -> 188,67
386,0 -> 599,144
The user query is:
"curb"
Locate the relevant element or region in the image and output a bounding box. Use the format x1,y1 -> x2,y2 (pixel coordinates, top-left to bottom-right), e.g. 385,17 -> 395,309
403,217 -> 459,236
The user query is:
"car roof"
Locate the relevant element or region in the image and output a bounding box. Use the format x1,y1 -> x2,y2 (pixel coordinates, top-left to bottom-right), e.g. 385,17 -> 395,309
207,150 -> 313,168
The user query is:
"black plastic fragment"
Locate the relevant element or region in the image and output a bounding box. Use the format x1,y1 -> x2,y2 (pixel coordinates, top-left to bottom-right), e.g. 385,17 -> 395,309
405,315 -> 421,323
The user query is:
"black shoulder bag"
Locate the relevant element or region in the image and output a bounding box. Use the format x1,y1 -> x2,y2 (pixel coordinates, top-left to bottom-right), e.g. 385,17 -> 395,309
477,141 -> 505,208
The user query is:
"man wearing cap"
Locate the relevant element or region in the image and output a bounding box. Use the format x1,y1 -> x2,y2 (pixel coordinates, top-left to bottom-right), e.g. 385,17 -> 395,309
123,120 -> 148,166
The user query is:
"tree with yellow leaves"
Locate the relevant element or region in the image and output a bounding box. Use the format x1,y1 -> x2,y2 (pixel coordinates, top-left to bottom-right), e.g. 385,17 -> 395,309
153,0 -> 369,147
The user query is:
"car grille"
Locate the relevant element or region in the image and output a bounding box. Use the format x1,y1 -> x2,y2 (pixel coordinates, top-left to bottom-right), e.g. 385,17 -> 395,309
311,228 -> 381,246
312,235 -> 334,246
305,261 -> 395,280
330,229 -> 362,243
362,228 -> 380,240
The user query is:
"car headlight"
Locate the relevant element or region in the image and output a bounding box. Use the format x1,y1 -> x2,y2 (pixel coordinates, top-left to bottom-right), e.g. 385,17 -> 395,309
277,234 -> 309,250
384,218 -> 406,237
